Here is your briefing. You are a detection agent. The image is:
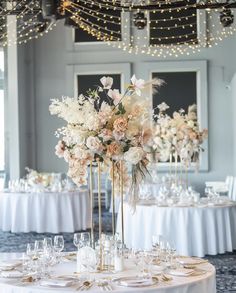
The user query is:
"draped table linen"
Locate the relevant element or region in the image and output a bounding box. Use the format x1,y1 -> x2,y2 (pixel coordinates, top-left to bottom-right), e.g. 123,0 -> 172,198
116,202 -> 236,257
0,190 -> 90,233
0,253 -> 216,293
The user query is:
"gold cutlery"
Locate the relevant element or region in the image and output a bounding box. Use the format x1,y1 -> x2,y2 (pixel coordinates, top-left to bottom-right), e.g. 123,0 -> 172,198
76,281 -> 93,291
161,274 -> 172,282
97,280 -> 113,291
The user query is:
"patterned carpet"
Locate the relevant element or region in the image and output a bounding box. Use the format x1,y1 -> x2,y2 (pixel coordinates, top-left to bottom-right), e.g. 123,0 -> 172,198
0,209 -> 235,293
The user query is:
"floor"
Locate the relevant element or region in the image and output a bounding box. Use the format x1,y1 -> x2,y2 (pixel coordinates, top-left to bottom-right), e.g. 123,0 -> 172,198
0,209 -> 235,293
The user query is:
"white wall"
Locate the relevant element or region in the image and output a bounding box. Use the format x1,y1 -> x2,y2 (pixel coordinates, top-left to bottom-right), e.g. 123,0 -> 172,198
14,21 -> 236,192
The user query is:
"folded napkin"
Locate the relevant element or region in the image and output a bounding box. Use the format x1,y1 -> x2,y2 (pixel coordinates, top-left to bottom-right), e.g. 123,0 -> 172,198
1,271 -> 23,278
176,257 -> 208,265
169,268 -> 194,276
40,279 -> 74,287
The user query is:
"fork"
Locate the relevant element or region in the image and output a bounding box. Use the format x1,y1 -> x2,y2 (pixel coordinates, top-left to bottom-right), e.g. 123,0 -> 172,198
97,281 -> 112,291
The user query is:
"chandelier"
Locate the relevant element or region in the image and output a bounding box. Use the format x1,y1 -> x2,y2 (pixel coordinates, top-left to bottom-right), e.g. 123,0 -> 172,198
0,0 -> 236,57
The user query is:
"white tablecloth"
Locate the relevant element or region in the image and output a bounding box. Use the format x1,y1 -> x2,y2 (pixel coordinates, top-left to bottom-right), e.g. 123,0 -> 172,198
117,202 -> 236,257
0,191 -> 91,233
0,253 -> 216,293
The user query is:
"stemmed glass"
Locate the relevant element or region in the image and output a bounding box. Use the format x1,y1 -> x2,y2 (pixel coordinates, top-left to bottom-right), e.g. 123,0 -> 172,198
43,237 -> 55,267
54,235 -> 64,263
73,232 -> 90,250
73,233 -> 82,250
34,240 -> 45,277
34,240 -> 44,256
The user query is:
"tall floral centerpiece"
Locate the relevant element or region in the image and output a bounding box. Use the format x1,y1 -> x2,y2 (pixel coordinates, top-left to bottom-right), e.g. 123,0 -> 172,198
49,75 -> 162,244
153,102 -> 208,185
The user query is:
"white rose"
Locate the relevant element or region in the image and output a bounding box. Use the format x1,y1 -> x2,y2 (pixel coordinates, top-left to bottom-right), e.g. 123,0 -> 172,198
86,136 -> 103,153
124,147 -> 144,165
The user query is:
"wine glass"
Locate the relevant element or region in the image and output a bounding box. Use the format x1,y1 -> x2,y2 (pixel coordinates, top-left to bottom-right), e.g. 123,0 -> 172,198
26,243 -> 35,257
43,237 -> 53,250
34,240 -> 44,255
73,233 -> 82,249
54,235 -> 64,253
80,232 -> 91,247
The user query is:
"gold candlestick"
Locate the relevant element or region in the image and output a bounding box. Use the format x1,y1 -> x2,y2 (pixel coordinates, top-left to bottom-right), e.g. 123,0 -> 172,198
97,160 -> 103,270
120,161 -> 124,246
185,166 -> 188,189
111,161 -> 115,239
89,161 -> 94,248
174,152 -> 177,185
169,153 -> 172,176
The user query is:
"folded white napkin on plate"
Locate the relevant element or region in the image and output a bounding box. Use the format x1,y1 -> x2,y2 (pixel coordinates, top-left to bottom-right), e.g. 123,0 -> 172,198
169,268 -> 194,276
40,279 -> 74,287
176,257 -> 207,265
1,271 -> 23,278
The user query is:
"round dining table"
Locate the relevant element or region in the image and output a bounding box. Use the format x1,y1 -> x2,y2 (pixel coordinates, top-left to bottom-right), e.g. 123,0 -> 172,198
116,201 -> 236,257
0,252 -> 216,293
0,190 -> 91,233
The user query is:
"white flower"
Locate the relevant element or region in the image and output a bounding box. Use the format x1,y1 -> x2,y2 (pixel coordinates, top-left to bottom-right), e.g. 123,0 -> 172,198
113,130 -> 125,141
100,76 -> 113,89
157,102 -> 169,112
86,136 -> 103,153
55,140 -> 65,158
98,102 -> 112,125
131,75 -> 145,96
159,149 -> 171,162
73,146 -> 91,160
124,147 -> 144,165
99,129 -> 113,142
107,89 -> 122,105
187,120 -> 195,128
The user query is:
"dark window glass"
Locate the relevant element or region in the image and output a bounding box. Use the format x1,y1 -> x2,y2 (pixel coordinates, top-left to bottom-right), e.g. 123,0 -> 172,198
149,0 -> 198,45
77,74 -> 121,94
152,71 -> 197,116
74,8 -> 122,43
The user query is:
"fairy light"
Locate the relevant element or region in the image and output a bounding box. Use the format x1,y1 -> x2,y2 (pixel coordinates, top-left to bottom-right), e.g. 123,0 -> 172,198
1,0 -> 236,56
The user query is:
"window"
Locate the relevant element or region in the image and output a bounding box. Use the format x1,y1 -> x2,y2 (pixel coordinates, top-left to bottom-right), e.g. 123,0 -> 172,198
0,49 -> 4,171
136,60 -> 208,171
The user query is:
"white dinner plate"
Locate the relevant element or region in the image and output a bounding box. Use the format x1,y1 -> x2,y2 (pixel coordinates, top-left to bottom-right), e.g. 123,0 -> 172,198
112,276 -> 158,287
176,257 -> 208,266
0,271 -> 24,278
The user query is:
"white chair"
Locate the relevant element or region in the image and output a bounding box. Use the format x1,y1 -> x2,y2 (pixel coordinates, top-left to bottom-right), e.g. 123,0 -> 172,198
205,181 -> 228,193
205,176 -> 235,199
225,176 -> 234,199
0,173 -> 6,190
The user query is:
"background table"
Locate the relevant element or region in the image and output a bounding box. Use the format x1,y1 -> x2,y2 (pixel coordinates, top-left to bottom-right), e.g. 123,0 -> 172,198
117,202 -> 236,257
0,253 -> 216,293
0,190 -> 91,233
